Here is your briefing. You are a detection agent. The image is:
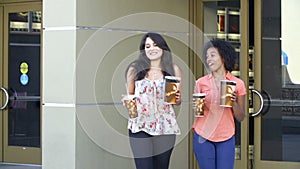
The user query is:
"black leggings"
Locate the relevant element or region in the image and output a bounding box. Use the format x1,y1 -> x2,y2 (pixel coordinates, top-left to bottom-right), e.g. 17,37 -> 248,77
129,130 -> 176,169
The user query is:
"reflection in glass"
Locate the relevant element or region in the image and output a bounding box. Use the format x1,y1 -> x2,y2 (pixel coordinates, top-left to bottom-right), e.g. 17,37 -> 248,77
279,0 -> 300,162
8,11 -> 41,147
9,11 -> 41,32
261,0 -> 300,162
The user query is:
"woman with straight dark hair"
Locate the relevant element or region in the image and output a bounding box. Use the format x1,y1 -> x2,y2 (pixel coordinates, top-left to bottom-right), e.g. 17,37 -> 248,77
124,32 -> 182,169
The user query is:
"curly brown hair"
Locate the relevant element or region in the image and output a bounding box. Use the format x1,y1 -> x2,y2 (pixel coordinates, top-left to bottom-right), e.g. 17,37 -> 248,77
202,38 -> 236,72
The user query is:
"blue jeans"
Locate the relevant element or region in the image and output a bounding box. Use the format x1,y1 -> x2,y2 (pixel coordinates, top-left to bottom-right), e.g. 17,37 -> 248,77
129,130 -> 175,169
193,132 -> 235,169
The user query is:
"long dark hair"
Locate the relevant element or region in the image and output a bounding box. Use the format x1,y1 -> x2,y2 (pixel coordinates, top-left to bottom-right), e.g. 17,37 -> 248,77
125,32 -> 175,81
202,38 -> 236,72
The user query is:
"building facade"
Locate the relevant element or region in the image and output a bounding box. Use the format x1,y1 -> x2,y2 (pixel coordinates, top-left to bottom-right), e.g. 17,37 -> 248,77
0,0 -> 299,169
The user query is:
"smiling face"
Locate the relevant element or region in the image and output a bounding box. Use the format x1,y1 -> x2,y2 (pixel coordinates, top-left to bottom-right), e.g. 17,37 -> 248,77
144,37 -> 163,61
206,47 -> 225,72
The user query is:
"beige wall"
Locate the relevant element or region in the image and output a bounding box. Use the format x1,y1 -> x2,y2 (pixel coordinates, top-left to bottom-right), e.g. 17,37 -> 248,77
43,0 -> 192,169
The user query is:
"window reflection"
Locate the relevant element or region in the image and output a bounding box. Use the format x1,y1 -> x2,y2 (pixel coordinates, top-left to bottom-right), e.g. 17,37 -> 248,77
9,11 -> 41,32
279,0 -> 300,162
261,0 -> 300,162
8,11 -> 41,148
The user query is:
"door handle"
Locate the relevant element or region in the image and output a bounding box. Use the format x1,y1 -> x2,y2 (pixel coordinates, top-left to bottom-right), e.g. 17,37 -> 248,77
0,87 -> 9,110
251,89 -> 264,117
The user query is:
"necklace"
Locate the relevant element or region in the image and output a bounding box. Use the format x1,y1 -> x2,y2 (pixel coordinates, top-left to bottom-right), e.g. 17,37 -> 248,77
147,67 -> 162,80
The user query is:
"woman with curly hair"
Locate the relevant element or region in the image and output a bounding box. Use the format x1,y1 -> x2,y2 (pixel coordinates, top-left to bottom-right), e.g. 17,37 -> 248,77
193,38 -> 246,169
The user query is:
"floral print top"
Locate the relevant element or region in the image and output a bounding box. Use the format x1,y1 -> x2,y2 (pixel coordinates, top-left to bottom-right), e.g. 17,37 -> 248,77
128,77 -> 181,135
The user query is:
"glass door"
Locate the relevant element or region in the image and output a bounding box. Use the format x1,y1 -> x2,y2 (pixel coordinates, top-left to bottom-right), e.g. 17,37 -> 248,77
1,2 -> 42,164
199,0 -> 249,168
0,4 -> 4,163
252,0 -> 300,168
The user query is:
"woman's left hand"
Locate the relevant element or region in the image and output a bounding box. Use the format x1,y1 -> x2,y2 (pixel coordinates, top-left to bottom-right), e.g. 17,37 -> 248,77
175,90 -> 181,105
231,91 -> 237,103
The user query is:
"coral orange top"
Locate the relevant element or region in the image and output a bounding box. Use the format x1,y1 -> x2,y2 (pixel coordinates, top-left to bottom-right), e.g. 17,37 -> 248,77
193,72 -> 246,142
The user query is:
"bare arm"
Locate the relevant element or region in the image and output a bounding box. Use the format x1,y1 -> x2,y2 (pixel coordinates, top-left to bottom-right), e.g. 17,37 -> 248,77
173,64 -> 182,105
231,92 -> 246,122
126,66 -> 136,95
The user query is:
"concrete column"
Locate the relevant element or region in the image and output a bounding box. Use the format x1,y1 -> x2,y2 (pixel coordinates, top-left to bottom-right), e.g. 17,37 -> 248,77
42,0 -> 76,169
43,1 -> 190,169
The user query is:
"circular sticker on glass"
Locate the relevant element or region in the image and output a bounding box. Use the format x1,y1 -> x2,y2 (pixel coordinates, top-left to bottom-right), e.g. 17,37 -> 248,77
20,62 -> 29,74
20,74 -> 29,85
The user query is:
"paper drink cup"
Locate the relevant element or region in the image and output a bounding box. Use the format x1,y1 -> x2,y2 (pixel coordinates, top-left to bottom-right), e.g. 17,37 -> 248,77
220,80 -> 236,107
193,93 -> 206,117
165,76 -> 181,104
123,95 -> 138,118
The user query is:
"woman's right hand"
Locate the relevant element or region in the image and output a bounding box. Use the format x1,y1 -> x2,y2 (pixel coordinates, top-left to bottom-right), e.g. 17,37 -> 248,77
192,98 -> 197,111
